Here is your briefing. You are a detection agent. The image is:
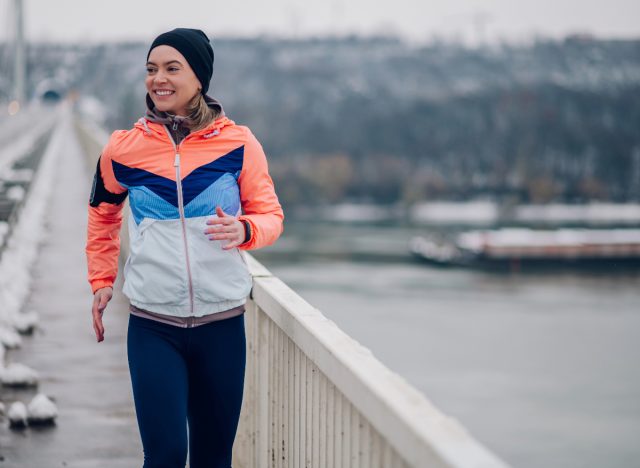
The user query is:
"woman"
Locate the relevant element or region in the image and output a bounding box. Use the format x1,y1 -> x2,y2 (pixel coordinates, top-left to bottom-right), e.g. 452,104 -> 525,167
86,28 -> 284,468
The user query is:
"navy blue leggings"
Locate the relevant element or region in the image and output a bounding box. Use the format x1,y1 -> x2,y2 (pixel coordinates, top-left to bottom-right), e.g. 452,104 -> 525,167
127,312 -> 246,468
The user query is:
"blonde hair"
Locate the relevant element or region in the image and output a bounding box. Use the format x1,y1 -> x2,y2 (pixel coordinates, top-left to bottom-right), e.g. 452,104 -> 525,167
186,93 -> 221,132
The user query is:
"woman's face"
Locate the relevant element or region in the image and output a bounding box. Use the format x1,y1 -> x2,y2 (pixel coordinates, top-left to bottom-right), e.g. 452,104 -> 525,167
145,45 -> 201,116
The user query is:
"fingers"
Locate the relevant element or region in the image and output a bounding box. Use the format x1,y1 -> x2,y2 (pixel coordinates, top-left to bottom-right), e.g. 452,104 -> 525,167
92,297 -> 104,342
205,207 -> 243,246
91,288 -> 111,343
204,224 -> 234,234
205,225 -> 243,243
208,232 -> 242,246
207,232 -> 236,240
206,208 -> 234,226
221,239 -> 242,250
93,315 -> 104,343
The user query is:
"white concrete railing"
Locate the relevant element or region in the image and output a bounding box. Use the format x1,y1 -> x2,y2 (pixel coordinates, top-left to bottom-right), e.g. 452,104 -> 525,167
74,116 -> 509,468
234,255 -> 509,468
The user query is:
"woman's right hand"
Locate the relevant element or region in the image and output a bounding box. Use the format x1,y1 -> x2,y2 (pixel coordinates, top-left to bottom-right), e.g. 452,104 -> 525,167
92,287 -> 113,343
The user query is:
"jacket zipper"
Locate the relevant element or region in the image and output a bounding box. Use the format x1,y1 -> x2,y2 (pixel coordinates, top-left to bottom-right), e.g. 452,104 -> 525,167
164,125 -> 195,321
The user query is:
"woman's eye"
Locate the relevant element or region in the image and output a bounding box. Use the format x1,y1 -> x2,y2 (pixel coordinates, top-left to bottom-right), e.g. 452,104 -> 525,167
168,67 -> 179,72
146,68 -> 156,74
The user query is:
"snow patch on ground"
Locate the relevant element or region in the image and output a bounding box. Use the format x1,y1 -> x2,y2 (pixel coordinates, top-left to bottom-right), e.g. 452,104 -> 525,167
0,326 -> 22,349
0,362 -> 39,387
7,401 -> 28,428
27,393 -> 58,424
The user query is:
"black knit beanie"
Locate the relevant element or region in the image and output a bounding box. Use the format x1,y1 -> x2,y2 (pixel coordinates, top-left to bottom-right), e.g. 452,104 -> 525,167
147,28 -> 214,95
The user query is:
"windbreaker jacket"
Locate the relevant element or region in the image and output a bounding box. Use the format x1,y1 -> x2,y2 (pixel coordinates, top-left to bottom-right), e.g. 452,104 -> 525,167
86,115 -> 284,317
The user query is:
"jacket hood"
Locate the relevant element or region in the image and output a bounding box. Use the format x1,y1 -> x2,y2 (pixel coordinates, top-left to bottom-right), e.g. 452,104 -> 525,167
136,94 -> 234,140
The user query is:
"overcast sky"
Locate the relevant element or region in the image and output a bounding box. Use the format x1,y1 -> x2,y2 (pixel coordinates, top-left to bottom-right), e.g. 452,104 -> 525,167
2,0 -> 640,45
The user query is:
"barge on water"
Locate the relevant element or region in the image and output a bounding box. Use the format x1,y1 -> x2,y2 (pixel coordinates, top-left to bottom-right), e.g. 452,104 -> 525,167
409,228 -> 640,268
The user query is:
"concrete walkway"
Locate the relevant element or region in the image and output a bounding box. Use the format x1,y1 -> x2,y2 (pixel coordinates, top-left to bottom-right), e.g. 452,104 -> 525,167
0,117 -> 142,467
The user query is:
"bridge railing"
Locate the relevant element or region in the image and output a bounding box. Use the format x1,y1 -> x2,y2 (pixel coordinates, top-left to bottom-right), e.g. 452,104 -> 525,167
74,115 -> 509,468
234,255 -> 509,468
0,105 -> 58,258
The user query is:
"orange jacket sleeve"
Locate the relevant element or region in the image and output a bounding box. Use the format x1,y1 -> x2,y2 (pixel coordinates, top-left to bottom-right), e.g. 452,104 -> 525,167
237,128 -> 284,250
86,139 -> 128,293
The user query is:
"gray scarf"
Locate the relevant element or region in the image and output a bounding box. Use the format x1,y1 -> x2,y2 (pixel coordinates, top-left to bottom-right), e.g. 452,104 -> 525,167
144,94 -> 225,145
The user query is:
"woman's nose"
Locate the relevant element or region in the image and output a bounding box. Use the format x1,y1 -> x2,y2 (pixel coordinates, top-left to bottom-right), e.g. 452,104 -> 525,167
154,72 -> 168,84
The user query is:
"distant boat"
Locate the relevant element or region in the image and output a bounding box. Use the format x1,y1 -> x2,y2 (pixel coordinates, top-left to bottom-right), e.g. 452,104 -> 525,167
410,228 -> 640,268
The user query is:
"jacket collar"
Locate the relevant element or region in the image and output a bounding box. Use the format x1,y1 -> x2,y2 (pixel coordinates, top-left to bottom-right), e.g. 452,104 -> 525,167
137,94 -> 233,140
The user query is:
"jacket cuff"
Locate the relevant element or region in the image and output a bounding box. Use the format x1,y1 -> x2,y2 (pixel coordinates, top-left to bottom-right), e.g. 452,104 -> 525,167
91,279 -> 114,294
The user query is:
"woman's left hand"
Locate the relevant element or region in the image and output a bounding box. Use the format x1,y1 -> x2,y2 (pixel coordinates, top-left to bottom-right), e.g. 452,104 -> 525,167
205,206 -> 245,250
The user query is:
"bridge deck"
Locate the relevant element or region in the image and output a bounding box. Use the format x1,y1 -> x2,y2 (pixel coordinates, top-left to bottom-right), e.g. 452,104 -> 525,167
0,115 -> 141,467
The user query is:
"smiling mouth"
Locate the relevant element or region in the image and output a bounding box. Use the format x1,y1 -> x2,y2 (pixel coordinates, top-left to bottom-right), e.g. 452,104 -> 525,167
154,90 -> 175,97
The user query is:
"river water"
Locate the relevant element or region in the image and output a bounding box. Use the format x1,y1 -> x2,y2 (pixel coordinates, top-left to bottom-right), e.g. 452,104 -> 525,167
254,221 -> 640,468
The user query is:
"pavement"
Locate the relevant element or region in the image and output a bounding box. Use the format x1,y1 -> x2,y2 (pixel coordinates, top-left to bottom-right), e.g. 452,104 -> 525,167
0,117 -> 142,467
